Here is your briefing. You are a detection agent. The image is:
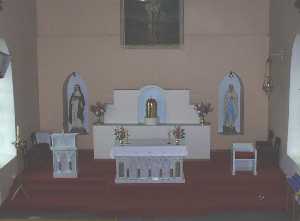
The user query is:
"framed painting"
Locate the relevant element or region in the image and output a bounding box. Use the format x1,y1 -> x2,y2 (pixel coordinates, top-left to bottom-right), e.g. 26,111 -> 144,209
121,0 -> 184,48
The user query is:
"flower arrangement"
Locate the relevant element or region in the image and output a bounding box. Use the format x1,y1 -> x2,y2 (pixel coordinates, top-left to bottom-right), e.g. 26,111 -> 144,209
194,102 -> 213,125
90,102 -> 106,124
172,126 -> 185,145
114,126 -> 129,145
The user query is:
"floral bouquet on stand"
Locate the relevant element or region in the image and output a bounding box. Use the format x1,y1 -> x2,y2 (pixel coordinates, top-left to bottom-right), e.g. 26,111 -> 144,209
172,126 -> 185,145
194,102 -> 213,125
90,102 -> 106,125
114,126 -> 129,145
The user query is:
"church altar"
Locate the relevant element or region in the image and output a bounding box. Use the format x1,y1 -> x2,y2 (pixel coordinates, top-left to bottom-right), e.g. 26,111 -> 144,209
93,85 -> 211,160
111,139 -> 187,183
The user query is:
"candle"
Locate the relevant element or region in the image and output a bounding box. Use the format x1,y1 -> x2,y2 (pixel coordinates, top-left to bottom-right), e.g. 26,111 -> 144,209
265,57 -> 271,77
16,125 -> 20,143
16,125 -> 19,137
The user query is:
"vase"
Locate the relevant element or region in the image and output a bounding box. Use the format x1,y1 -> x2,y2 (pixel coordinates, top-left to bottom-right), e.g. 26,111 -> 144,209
94,114 -> 104,125
200,116 -> 205,126
175,139 -> 181,145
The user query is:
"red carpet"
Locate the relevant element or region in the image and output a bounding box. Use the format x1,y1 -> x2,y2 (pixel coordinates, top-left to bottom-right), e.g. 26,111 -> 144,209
0,150 -> 287,216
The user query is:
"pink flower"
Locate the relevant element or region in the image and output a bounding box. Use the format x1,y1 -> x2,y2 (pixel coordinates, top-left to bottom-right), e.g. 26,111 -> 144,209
172,126 -> 185,140
194,102 -> 213,117
90,102 -> 105,116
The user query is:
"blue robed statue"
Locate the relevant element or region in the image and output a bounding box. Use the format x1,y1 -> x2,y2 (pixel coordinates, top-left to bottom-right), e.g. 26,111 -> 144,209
223,84 -> 238,134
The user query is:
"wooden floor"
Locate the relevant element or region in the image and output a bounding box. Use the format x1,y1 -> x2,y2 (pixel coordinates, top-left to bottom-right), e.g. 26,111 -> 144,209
0,150 -> 287,216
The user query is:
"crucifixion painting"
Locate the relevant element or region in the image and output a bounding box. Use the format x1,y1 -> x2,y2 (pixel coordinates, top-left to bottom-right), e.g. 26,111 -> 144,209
122,0 -> 183,47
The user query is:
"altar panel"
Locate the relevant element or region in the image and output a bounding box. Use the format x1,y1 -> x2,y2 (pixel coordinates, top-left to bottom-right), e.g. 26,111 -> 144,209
93,124 -> 210,159
111,140 -> 187,183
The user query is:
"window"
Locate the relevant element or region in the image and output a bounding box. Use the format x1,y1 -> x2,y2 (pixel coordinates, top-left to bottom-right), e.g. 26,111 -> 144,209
0,39 -> 16,168
287,34 -> 300,163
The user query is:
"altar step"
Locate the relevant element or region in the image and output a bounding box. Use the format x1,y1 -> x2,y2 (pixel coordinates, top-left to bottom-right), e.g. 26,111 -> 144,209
22,173 -> 284,193
0,150 -> 287,216
2,195 -> 285,216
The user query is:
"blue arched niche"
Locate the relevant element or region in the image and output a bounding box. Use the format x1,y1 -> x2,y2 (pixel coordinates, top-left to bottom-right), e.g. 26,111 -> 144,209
138,85 -> 166,124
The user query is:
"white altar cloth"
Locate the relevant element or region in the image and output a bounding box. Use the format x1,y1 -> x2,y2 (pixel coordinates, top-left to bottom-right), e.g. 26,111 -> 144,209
111,139 -> 187,158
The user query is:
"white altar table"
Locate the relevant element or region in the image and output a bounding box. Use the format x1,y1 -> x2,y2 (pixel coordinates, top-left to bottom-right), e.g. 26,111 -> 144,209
111,140 -> 187,183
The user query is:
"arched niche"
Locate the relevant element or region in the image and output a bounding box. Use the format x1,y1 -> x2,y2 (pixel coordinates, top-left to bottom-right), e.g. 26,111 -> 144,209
218,72 -> 243,135
287,34 -> 300,159
0,38 -> 16,167
138,85 -> 166,124
63,72 -> 89,134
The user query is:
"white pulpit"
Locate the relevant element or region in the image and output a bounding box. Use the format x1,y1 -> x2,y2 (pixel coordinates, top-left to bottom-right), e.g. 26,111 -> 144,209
111,139 -> 187,183
50,133 -> 78,178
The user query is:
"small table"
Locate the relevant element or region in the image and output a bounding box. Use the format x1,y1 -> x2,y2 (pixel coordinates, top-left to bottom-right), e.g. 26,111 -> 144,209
111,139 -> 188,183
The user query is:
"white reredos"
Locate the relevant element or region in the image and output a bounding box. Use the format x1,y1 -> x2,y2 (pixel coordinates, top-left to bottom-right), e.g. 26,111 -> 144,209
104,85 -> 199,124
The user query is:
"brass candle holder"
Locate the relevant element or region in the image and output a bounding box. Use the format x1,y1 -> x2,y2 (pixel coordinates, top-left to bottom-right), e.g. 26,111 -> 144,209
114,126 -> 129,145
11,125 -> 29,200
13,129 -> 27,159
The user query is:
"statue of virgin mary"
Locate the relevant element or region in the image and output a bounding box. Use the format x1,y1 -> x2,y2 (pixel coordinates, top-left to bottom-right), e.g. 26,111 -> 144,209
223,84 -> 238,133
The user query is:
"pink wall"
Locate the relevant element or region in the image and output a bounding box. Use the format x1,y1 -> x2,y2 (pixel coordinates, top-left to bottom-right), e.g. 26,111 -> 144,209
37,0 -> 270,150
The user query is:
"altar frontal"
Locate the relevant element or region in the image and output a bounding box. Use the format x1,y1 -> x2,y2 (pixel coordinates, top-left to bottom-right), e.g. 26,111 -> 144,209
111,139 -> 187,183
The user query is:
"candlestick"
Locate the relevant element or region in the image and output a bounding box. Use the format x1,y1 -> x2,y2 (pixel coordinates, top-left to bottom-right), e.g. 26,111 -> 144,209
16,125 -> 20,143
16,125 -> 19,137
262,57 -> 273,96
265,57 -> 271,77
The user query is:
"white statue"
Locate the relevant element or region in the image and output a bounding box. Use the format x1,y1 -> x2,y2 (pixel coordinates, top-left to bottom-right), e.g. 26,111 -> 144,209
68,84 -> 85,133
